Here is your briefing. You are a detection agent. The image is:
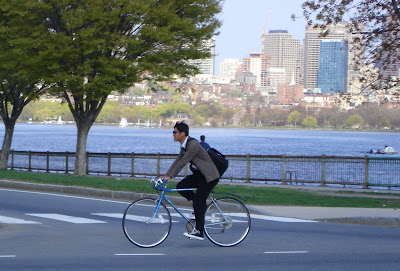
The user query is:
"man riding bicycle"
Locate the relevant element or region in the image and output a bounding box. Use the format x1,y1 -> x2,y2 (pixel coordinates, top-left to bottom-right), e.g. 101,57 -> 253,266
163,121 -> 220,240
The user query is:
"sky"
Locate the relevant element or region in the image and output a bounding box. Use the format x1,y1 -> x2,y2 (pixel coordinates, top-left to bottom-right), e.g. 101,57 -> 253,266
214,0 -> 308,75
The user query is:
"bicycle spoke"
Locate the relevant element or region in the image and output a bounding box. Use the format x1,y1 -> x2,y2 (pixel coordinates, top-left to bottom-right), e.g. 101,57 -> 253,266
204,197 -> 251,247
122,198 -> 171,248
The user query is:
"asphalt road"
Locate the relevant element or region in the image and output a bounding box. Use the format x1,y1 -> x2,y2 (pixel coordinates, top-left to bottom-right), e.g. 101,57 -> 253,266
1,188 -> 400,271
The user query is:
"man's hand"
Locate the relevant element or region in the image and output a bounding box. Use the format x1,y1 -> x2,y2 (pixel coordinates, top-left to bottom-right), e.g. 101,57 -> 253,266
163,175 -> 171,180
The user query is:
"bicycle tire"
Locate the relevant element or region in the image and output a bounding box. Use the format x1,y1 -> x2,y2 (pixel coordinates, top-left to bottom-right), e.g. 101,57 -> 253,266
122,198 -> 171,248
204,197 -> 251,247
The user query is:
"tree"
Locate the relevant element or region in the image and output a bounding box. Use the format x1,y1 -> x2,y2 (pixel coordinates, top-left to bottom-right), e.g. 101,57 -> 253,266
300,0 -> 400,90
379,116 -> 391,129
0,1 -> 52,169
302,115 -> 318,128
42,0 -> 222,175
287,110 -> 301,127
346,114 -> 365,128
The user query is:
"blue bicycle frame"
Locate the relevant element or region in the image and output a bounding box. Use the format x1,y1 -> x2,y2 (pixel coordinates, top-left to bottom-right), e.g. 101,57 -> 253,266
149,179 -> 236,229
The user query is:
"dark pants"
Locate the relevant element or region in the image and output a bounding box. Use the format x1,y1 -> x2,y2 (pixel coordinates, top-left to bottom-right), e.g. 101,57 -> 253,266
176,173 -> 219,234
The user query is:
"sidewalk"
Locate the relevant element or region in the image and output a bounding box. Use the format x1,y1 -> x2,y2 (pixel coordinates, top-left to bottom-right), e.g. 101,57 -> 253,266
247,204 -> 400,226
1,179 -> 400,227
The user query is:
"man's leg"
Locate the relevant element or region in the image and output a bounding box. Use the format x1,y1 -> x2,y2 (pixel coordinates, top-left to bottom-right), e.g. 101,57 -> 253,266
193,177 -> 219,235
176,174 -> 197,201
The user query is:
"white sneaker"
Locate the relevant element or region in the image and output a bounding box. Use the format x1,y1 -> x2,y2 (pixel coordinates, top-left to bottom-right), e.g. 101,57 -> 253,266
183,229 -> 204,241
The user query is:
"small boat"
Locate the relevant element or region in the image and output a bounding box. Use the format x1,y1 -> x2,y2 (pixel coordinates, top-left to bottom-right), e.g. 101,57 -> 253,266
367,146 -> 398,155
119,117 -> 128,128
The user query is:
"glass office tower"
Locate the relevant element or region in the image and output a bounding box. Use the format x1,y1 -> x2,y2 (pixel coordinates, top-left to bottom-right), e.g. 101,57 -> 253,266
317,40 -> 348,93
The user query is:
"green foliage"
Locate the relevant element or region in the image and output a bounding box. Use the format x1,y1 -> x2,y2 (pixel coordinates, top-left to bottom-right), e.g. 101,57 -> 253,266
379,117 -> 391,129
302,115 -> 318,127
287,110 -> 301,126
346,115 -> 365,127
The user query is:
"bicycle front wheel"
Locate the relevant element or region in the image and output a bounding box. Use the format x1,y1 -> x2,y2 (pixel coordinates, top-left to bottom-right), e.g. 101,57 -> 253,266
204,197 -> 251,247
122,198 -> 171,248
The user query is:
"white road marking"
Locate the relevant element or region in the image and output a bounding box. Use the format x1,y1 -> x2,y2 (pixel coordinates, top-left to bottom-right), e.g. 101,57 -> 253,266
92,213 -> 124,219
250,214 -> 316,223
170,212 -> 315,223
26,214 -> 106,224
0,255 -> 16,258
92,213 -> 178,223
0,215 -> 41,224
0,188 -> 129,204
115,253 -> 165,256
264,251 -> 309,254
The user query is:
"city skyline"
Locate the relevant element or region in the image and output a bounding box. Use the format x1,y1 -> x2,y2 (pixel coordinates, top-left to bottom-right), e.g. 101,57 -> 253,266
214,0 -> 307,75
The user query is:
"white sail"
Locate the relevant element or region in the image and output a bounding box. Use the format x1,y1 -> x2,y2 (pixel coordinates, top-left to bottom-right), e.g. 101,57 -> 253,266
119,117 -> 128,128
57,116 -> 63,125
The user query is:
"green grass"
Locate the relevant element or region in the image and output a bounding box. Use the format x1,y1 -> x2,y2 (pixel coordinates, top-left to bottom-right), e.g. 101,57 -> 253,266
1,170 -> 400,208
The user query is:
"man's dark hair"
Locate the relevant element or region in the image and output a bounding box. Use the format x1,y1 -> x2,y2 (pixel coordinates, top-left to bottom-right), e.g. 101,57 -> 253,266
200,135 -> 205,141
174,121 -> 189,136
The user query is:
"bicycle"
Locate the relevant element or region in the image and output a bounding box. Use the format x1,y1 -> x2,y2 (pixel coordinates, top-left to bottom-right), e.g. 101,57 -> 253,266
122,177 -> 251,248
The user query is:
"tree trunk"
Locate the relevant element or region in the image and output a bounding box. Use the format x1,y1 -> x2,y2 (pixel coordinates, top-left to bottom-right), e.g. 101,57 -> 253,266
74,120 -> 92,175
0,120 -> 16,170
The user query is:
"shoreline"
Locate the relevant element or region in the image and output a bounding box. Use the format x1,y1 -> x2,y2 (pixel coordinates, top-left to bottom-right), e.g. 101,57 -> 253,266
9,121 -> 400,134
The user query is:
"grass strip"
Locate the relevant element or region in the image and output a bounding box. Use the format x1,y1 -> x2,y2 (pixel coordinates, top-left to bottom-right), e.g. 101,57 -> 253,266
1,170 -> 400,208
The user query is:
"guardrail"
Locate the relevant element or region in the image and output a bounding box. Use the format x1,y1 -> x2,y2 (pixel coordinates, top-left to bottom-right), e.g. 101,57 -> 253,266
6,150 -> 400,189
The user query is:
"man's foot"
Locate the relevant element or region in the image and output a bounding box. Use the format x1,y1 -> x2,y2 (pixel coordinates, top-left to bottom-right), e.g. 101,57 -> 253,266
184,229 -> 204,241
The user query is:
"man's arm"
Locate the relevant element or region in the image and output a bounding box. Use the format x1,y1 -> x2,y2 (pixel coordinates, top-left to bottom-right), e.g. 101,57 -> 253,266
166,140 -> 200,178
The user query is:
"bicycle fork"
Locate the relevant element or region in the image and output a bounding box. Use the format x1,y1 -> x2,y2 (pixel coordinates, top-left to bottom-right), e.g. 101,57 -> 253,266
147,192 -> 167,224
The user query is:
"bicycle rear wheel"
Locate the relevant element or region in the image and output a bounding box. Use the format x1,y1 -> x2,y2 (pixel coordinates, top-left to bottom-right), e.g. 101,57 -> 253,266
204,197 -> 251,247
122,198 -> 171,248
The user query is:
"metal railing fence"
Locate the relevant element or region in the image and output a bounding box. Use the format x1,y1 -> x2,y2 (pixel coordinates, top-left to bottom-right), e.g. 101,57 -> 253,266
6,150 -> 400,189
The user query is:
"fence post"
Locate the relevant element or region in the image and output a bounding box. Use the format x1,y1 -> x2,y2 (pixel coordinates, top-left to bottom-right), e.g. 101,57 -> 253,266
46,151 -> 50,173
246,154 -> 251,183
157,153 -> 161,176
86,152 -> 89,175
28,151 -> 32,172
65,151 -> 69,174
282,154 -> 287,185
364,155 -> 369,189
11,150 -> 14,170
107,152 -> 111,176
131,152 -> 135,177
321,154 -> 326,186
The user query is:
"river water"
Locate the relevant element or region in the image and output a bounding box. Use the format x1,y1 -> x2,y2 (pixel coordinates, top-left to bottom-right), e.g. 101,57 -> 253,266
3,123 -> 399,157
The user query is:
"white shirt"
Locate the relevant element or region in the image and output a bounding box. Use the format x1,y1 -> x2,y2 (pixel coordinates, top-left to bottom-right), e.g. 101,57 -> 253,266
180,136 -> 188,150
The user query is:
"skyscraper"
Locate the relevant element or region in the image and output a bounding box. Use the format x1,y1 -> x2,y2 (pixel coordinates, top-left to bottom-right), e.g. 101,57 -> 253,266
263,30 -> 301,84
190,39 -> 215,75
304,23 -> 355,90
318,40 -> 349,93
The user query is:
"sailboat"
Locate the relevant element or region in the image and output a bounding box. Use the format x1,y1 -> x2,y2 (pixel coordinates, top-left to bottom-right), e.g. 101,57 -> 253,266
57,116 -> 63,125
119,117 -> 128,128
158,119 -> 162,128
145,119 -> 150,128
135,118 -> 141,127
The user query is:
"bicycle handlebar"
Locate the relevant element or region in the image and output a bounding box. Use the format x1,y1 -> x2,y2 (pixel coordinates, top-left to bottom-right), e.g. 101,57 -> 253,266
150,177 -> 168,191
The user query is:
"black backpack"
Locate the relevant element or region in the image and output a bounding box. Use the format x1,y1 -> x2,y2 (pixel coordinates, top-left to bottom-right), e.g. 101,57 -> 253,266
186,137 -> 229,177
207,148 -> 229,177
